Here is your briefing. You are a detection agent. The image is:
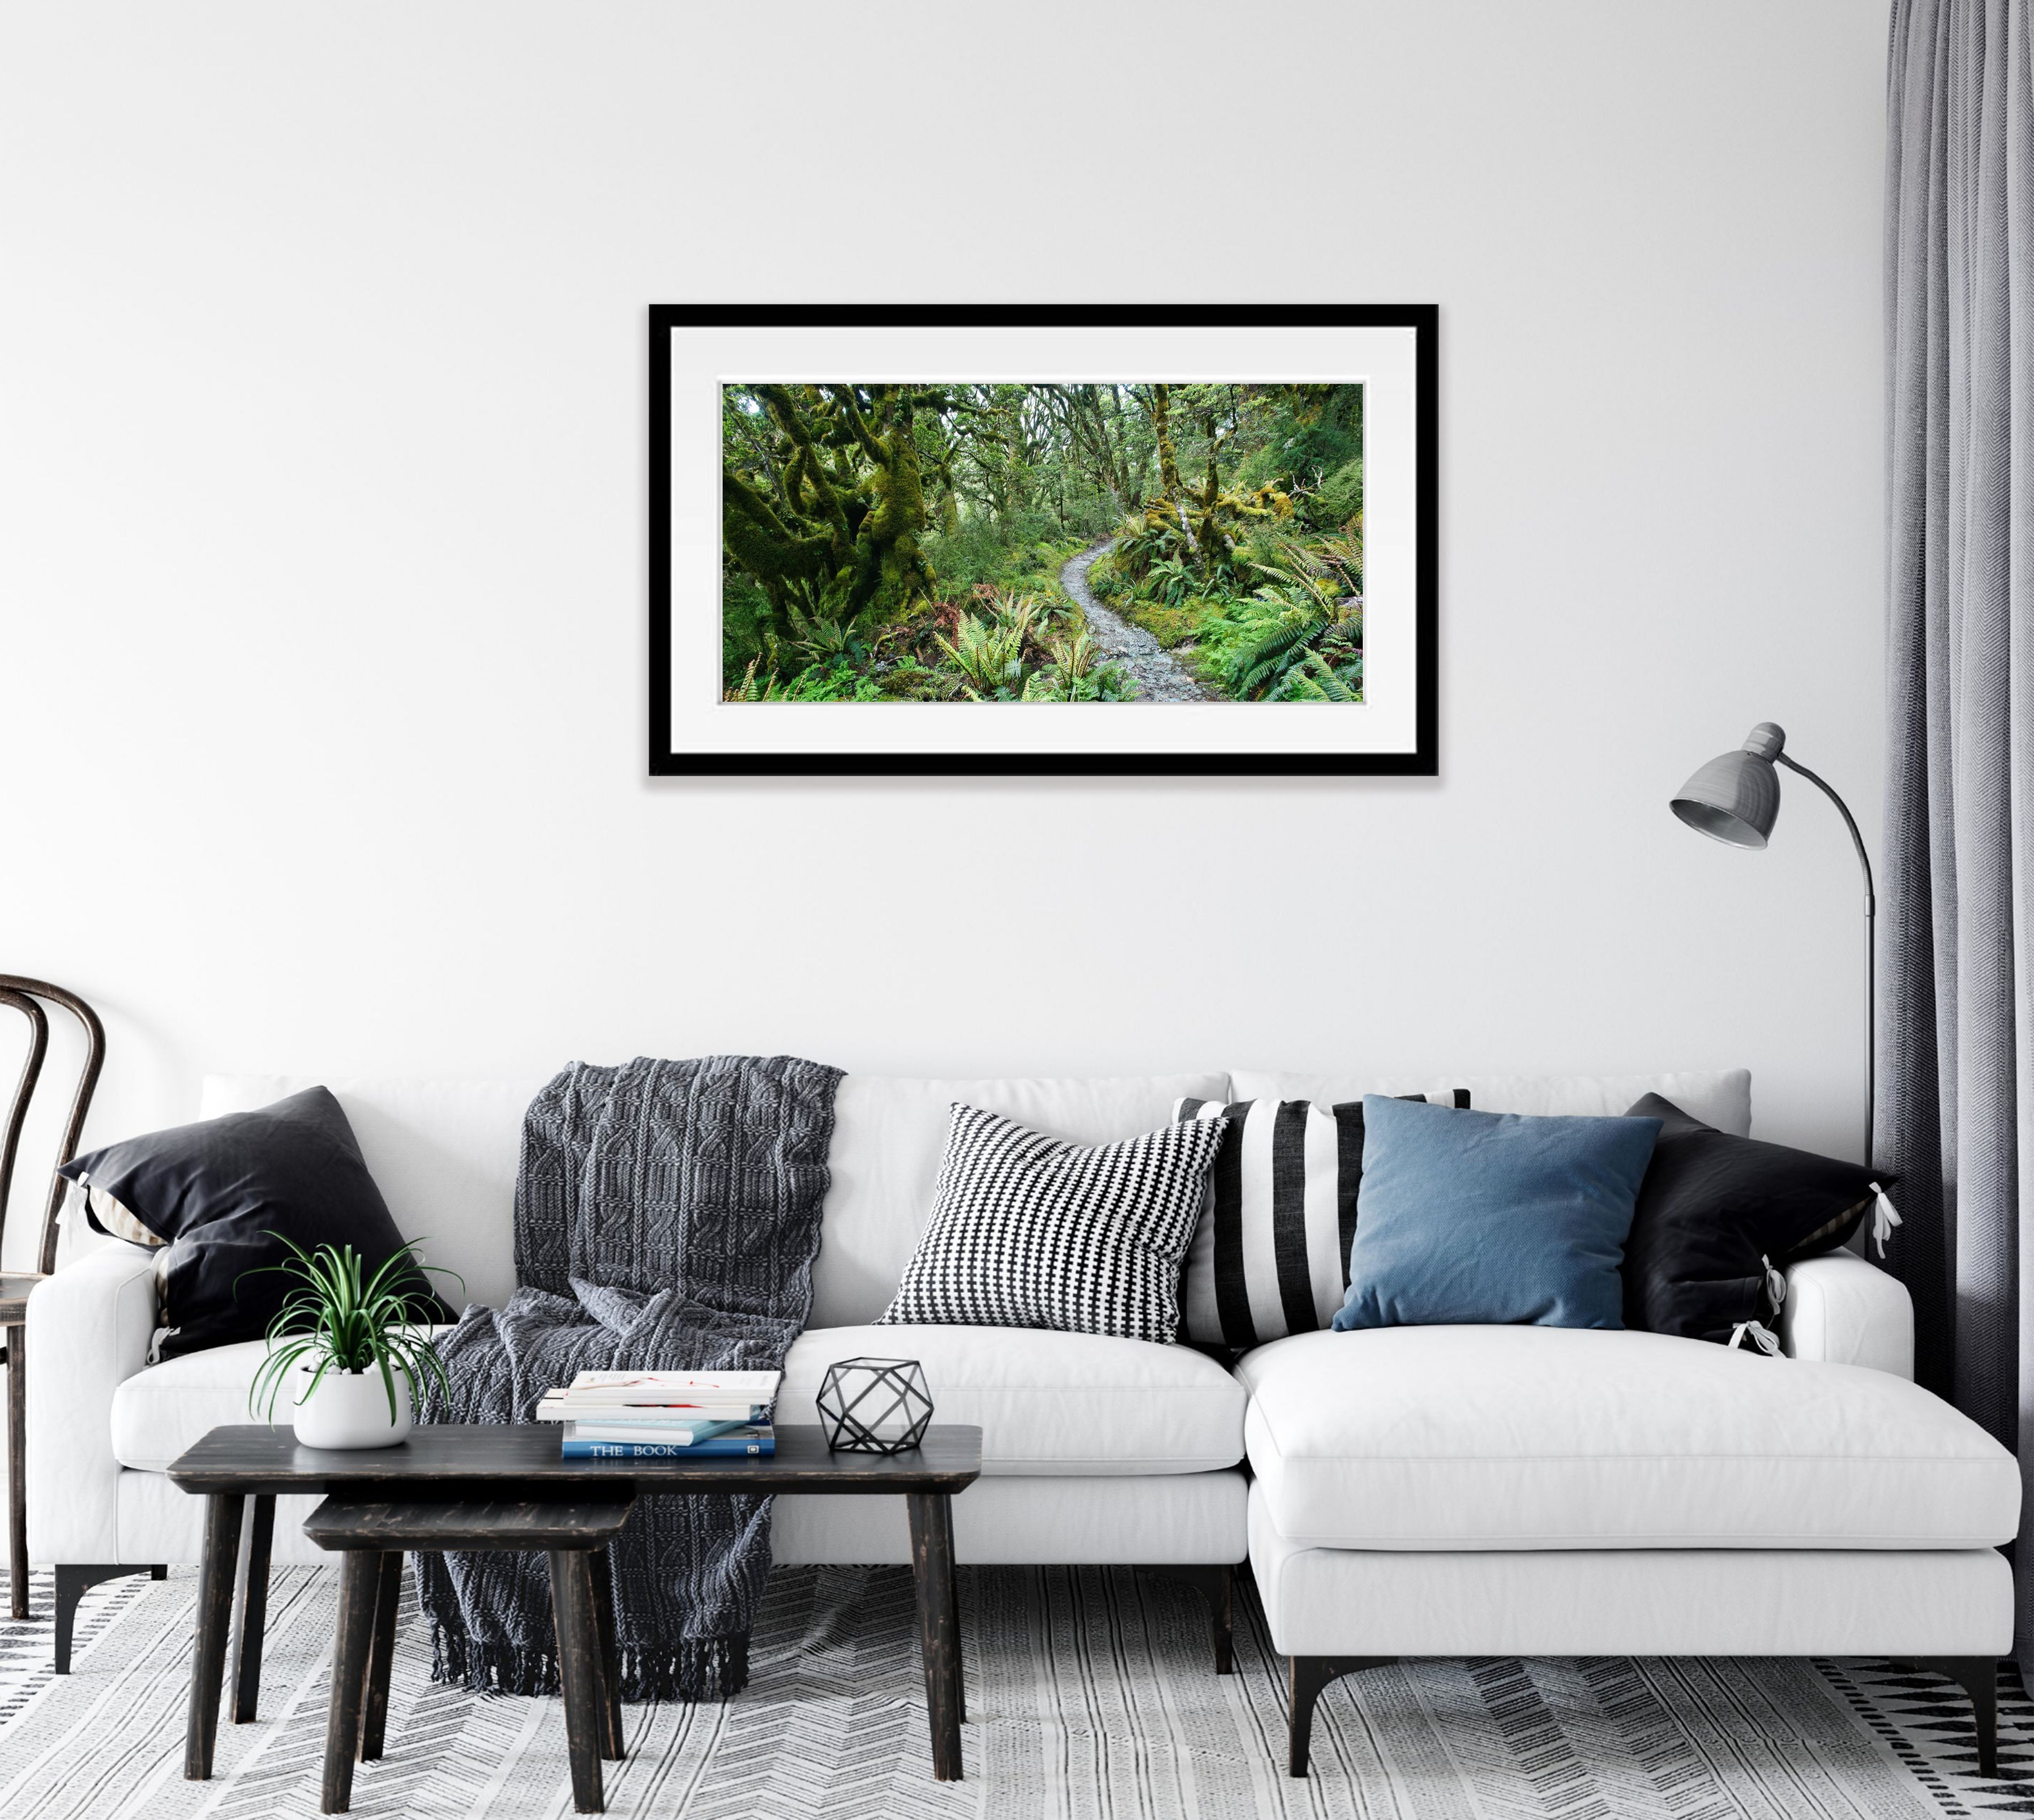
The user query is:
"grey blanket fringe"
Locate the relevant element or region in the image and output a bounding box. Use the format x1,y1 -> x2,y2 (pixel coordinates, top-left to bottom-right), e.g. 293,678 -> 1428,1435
415,1054 -> 842,1702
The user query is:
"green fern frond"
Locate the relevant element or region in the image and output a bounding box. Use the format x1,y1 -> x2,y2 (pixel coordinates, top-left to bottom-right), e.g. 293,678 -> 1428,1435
1287,648 -> 1358,702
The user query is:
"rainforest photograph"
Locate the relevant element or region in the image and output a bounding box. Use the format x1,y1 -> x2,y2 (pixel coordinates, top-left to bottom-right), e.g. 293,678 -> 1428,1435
720,382 -> 1364,706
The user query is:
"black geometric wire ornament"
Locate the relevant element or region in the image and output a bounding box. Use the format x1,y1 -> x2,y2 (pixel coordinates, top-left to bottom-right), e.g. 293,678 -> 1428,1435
816,1356 -> 933,1455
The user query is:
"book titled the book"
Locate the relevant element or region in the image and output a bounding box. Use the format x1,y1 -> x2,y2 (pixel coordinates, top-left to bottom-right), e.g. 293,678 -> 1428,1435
560,1434 -> 775,1459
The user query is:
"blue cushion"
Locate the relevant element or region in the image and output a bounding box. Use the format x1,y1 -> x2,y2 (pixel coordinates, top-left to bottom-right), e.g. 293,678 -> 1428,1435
1331,1096 -> 1663,1332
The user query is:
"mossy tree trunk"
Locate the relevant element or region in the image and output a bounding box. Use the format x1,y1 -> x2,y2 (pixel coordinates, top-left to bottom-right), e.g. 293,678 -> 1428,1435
721,383 -> 936,632
1150,383 -> 1183,504
1190,407 -> 1232,578
1058,384 -> 1137,515
1103,385 -> 1151,506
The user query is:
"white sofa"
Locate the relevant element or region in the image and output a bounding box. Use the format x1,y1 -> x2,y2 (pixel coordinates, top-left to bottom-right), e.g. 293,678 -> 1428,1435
24,1065 -> 2016,1775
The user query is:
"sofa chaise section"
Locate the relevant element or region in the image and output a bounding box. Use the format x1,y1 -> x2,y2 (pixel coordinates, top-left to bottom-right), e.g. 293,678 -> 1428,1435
1241,1305 -> 2020,1774
1241,1324 -> 2016,1551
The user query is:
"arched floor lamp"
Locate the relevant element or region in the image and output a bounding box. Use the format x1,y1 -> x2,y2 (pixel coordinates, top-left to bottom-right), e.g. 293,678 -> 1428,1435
1669,722 -> 1876,1167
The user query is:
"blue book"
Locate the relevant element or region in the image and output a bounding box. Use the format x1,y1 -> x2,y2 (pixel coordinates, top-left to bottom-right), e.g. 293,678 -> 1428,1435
560,1435 -> 775,1459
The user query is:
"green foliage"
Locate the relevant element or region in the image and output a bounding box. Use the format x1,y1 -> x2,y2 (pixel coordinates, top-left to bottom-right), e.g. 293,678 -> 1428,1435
720,382 -> 939,638
1232,384 -> 1365,522
720,382 -> 1365,706
784,601 -> 859,664
728,657 -> 789,701
875,659 -> 943,700
1019,626 -> 1134,702
921,512 -> 1088,592
1128,600 -> 1204,649
1316,457 -> 1363,528
776,661 -> 887,702
242,1237 -> 462,1425
1284,647 -> 1363,702
1224,601 -> 1330,696
1110,506 -> 1196,582
1182,529 -> 1365,701
1142,555 -> 1199,608
937,599 -> 1040,699
722,572 -> 779,681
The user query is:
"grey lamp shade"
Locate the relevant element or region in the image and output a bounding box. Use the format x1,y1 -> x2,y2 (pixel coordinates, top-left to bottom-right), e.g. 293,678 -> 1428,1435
1670,722 -> 1785,848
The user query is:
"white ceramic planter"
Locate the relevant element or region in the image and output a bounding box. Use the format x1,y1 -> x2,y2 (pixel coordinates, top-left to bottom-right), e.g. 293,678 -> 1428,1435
290,1361 -> 414,1450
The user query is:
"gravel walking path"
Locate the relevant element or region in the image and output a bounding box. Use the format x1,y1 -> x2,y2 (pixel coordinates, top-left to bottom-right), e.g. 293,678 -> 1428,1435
1059,540 -> 1211,702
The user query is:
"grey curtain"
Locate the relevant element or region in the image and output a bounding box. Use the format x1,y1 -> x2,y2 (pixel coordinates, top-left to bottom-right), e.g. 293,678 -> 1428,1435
1883,0 -> 2034,1657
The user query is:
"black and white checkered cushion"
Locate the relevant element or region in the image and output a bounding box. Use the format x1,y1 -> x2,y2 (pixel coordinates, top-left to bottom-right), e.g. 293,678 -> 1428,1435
876,1103 -> 1230,1342
1173,1090 -> 1470,1349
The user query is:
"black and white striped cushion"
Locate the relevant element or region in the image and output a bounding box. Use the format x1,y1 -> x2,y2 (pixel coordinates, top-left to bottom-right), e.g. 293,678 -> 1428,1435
1173,1091 -> 1470,1349
877,1102 -> 1230,1342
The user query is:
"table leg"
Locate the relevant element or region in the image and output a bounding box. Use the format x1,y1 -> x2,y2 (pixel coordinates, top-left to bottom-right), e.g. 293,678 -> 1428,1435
906,1491 -> 962,1781
185,1492 -> 244,1780
230,1495 -> 276,1722
947,1533 -> 963,1726
320,1551 -> 381,1813
359,1552 -> 403,1762
7,1323 -> 28,1620
588,1544 -> 625,1760
548,1550 -> 606,1814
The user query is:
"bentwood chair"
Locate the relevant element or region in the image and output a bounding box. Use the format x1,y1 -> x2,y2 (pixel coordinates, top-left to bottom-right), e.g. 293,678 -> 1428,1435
0,977 -> 105,1620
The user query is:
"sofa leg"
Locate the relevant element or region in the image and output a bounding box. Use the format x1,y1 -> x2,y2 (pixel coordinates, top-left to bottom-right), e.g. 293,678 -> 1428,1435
54,1564 -> 156,1673
1135,1565 -> 1235,1674
1905,1657 -> 2000,1778
1288,1656 -> 1396,1777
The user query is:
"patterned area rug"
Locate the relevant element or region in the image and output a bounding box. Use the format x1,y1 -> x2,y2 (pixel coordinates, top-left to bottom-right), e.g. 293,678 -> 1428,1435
0,1563 -> 2028,1818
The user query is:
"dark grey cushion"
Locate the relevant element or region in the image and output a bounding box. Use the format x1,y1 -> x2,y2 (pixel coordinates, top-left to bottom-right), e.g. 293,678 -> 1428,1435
1620,1092 -> 1887,1347
59,1086 -> 451,1359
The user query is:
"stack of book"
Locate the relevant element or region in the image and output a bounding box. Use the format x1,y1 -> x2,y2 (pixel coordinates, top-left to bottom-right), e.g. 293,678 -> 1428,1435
537,1369 -> 780,1458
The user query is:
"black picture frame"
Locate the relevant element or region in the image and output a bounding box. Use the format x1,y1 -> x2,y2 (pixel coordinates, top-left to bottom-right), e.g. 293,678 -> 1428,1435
649,304 -> 1438,777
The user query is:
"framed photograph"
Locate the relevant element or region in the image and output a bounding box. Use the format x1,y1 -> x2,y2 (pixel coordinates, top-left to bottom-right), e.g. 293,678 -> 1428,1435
649,306 -> 1436,776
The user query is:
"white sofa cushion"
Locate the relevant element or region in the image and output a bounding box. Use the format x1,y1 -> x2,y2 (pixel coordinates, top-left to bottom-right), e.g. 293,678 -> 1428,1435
111,1323 -> 461,1473
780,1325 -> 1245,1475
111,1337 -> 277,1472
112,1321 -> 1246,1479
1239,1325 -> 2020,1549
1228,1070 -> 1752,1136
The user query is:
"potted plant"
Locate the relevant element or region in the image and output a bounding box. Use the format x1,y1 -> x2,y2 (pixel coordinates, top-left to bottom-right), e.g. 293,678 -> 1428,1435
245,1237 -> 462,1450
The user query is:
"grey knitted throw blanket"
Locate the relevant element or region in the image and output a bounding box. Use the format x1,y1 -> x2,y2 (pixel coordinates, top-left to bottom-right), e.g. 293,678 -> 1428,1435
416,1054 -> 841,1701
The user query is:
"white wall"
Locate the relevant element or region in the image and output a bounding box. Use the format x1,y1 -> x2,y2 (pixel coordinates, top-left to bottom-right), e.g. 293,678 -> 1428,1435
0,1 -> 1889,1264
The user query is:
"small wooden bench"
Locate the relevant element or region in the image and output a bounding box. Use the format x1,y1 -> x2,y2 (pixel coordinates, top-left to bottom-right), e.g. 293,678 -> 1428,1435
301,1495 -> 633,1815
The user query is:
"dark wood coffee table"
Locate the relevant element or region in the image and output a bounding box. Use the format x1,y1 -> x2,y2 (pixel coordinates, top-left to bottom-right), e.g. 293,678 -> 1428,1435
167,1423 -> 982,1796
